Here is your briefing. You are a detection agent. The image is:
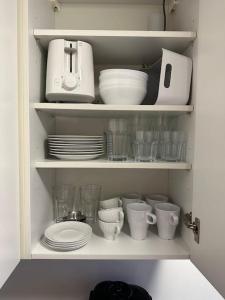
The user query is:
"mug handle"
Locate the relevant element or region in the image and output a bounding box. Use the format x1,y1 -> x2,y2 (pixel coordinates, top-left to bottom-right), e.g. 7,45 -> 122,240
146,212 -> 157,225
119,211 -> 124,222
114,225 -> 121,239
169,214 -> 179,225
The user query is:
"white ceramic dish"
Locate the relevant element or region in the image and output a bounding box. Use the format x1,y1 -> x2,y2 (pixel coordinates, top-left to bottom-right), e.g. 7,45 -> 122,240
100,69 -> 148,80
51,153 -> 103,160
49,149 -> 104,154
41,238 -> 88,251
44,221 -> 92,243
100,85 -> 147,105
99,78 -> 147,87
48,135 -> 103,139
49,144 -> 104,149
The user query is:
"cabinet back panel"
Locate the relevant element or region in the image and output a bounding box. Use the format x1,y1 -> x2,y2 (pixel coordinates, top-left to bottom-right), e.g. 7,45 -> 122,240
56,169 -> 168,199
55,4 -> 163,31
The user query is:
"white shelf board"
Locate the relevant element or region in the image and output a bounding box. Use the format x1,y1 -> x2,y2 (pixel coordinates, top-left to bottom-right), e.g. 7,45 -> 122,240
34,103 -> 193,118
59,0 -> 163,4
34,159 -> 191,170
32,230 -> 189,260
34,29 -> 196,64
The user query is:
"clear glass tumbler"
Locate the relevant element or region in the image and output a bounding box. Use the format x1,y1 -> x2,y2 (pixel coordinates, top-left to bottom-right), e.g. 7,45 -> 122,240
54,184 -> 74,222
106,118 -> 130,161
80,184 -> 102,222
161,131 -> 186,162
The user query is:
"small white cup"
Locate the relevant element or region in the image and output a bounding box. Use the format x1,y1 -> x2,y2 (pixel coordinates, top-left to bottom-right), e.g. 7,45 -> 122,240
98,219 -> 121,240
155,202 -> 180,240
145,194 -> 169,212
100,197 -> 122,209
98,207 -> 124,227
121,193 -> 145,216
127,203 -> 156,240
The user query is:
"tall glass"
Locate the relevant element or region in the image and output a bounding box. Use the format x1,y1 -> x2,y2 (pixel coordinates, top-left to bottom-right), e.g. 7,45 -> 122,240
106,119 -> 130,161
80,184 -> 102,222
54,184 -> 74,222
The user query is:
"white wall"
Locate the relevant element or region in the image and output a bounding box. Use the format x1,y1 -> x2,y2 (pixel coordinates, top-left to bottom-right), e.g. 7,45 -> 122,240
0,260 -> 223,300
0,0 -> 20,288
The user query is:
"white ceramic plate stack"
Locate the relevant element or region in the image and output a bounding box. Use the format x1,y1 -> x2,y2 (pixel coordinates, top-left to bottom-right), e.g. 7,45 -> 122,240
99,69 -> 148,105
41,221 -> 92,251
48,135 -> 105,160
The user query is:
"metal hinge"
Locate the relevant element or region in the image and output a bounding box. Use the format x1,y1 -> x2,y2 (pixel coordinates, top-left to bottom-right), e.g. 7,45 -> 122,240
184,212 -> 200,244
49,0 -> 61,12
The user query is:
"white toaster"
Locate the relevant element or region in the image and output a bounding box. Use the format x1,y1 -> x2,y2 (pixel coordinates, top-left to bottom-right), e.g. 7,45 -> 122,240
46,39 -> 95,102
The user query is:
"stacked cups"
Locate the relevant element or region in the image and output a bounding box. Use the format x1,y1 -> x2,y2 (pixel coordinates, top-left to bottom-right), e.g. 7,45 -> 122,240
99,69 -> 148,105
98,198 -> 124,240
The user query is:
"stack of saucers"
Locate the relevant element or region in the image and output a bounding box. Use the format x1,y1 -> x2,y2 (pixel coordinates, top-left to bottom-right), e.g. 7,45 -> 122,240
41,221 -> 92,251
48,135 -> 105,160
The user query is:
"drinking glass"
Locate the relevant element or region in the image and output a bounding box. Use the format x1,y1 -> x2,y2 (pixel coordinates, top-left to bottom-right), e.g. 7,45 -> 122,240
160,131 -> 186,162
54,184 -> 74,222
80,184 -> 102,222
106,118 -> 130,161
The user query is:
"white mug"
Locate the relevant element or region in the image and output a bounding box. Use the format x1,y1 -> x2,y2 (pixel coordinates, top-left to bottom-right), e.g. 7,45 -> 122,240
98,219 -> 121,240
98,207 -> 124,227
100,197 -> 122,209
155,202 -> 180,240
145,193 -> 169,212
127,203 -> 156,240
121,193 -> 145,216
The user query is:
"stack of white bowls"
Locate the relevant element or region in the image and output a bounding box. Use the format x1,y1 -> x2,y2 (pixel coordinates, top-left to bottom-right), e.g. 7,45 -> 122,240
99,69 -> 148,105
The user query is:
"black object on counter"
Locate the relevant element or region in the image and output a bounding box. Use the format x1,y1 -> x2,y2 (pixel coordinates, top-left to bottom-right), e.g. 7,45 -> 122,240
89,281 -> 152,300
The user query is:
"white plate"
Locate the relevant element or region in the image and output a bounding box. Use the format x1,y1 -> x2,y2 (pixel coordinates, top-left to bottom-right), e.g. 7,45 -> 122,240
44,236 -> 90,247
41,238 -> 88,252
48,135 -> 103,138
48,142 -> 104,146
49,144 -> 104,149
51,153 -> 103,160
49,147 -> 104,152
49,150 -> 104,155
44,222 -> 92,243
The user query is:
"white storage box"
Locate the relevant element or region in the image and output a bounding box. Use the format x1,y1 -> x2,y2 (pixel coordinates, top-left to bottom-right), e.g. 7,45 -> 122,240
145,49 -> 192,105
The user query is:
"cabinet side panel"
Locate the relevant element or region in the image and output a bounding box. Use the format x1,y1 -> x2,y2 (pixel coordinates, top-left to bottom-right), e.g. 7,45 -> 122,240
0,0 -> 20,288
28,0 -> 55,251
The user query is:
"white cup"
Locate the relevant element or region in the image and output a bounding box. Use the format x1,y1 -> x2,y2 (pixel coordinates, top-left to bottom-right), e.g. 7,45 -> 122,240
98,207 -> 124,227
98,219 -> 121,240
155,202 -> 180,240
100,197 -> 122,209
121,193 -> 145,216
145,194 -> 169,212
127,203 -> 156,240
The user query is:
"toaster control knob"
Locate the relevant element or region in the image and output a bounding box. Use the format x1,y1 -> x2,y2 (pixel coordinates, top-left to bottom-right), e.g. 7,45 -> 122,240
62,74 -> 78,90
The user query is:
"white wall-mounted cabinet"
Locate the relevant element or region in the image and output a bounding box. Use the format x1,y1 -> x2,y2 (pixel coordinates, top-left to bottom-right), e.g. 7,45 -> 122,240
1,0 -> 225,299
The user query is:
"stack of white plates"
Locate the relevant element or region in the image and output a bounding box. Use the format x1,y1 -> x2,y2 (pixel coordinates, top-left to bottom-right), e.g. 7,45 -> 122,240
41,221 -> 92,251
48,135 -> 105,160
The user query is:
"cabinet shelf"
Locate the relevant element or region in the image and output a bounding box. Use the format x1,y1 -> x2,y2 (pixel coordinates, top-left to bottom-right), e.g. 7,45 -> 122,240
34,103 -> 193,118
34,159 -> 191,170
34,29 -> 196,64
31,231 -> 189,260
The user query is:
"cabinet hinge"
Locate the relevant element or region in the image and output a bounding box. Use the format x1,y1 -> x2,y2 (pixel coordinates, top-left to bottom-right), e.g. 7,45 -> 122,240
184,212 -> 200,244
49,0 -> 61,12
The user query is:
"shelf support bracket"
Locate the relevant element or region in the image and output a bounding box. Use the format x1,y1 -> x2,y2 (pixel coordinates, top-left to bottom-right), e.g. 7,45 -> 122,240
49,0 -> 61,12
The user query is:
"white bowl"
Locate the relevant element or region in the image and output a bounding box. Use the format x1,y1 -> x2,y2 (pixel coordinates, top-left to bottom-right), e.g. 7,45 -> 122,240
99,85 -> 147,105
99,78 -> 147,88
100,69 -> 148,81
